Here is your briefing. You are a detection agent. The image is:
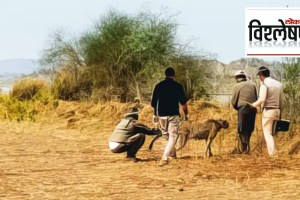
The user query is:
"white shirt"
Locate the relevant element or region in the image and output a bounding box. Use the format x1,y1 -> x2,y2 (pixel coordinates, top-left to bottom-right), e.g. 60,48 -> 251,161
252,77 -> 282,108
109,141 -> 121,150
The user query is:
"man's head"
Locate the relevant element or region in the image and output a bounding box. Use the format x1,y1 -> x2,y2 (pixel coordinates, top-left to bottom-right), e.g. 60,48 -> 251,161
165,67 -> 175,78
257,66 -> 270,81
124,107 -> 139,120
234,70 -> 247,82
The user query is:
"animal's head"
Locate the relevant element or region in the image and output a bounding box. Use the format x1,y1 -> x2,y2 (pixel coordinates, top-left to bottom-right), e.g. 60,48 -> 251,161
217,120 -> 229,129
176,121 -> 192,151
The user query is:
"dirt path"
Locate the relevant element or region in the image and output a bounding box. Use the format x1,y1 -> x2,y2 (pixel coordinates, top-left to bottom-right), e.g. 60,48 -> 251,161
0,120 -> 300,200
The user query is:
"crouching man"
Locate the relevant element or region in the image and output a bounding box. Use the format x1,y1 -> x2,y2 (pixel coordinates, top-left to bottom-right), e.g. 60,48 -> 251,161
108,108 -> 161,162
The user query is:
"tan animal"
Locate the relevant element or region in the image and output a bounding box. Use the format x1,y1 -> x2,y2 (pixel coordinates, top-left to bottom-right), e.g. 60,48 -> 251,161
176,119 -> 229,157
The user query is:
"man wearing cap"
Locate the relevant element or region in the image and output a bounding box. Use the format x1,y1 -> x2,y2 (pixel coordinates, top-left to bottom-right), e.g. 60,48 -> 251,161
231,70 -> 257,154
151,67 -> 188,166
252,66 -> 282,157
109,108 -> 161,162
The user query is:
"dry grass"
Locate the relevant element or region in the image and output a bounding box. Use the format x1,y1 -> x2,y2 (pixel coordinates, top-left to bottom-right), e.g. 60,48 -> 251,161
0,100 -> 299,199
12,78 -> 50,101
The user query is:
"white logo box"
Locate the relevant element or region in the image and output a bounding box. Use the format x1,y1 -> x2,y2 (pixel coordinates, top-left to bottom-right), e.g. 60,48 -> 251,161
245,8 -> 300,57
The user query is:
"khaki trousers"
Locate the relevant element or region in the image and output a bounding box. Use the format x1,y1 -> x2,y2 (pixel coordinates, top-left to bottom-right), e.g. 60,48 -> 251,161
159,115 -> 181,160
262,109 -> 280,156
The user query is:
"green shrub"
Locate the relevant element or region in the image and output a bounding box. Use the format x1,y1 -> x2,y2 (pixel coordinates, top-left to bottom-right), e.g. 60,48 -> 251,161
0,94 -> 36,121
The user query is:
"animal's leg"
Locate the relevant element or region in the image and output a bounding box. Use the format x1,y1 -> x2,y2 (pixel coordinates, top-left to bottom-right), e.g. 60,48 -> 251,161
175,133 -> 185,151
204,138 -> 212,157
170,148 -> 177,159
208,145 -> 213,157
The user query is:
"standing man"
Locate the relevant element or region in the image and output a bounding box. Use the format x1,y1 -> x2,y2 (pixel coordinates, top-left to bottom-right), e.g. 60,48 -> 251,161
231,70 -> 257,154
252,66 -> 282,157
151,67 -> 188,166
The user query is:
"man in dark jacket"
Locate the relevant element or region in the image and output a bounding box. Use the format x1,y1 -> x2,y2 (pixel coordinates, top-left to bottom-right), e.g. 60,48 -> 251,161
231,70 -> 257,154
109,108 -> 161,162
151,67 -> 188,166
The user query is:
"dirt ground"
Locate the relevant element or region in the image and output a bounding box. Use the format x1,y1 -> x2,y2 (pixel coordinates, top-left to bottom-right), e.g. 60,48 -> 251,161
0,101 -> 299,200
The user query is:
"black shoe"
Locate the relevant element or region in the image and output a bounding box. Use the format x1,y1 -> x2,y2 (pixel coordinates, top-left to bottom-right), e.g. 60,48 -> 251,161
241,142 -> 248,153
244,144 -> 250,154
125,156 -> 141,162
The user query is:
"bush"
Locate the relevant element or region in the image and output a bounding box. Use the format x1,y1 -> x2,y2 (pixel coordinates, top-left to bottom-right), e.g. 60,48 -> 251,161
0,94 -> 37,121
12,79 -> 50,101
52,67 -> 93,101
0,79 -> 56,121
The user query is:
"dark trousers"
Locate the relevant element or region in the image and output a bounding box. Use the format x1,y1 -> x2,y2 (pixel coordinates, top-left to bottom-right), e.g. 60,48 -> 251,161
111,134 -> 145,157
237,105 -> 256,153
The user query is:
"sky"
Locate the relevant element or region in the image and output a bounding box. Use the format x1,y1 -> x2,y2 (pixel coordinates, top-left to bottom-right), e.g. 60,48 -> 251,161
0,0 -> 299,64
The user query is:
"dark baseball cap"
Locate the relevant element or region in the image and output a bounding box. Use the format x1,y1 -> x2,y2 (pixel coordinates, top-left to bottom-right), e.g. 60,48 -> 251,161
257,66 -> 269,75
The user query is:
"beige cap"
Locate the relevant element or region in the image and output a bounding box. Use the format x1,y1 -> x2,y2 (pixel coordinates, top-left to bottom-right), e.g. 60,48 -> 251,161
234,70 -> 246,77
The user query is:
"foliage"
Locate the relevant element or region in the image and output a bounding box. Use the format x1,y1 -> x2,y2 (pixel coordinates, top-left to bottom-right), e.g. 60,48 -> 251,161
79,10 -> 178,101
0,79 -> 58,122
51,66 -> 93,100
40,9 -> 209,102
282,57 -> 300,136
0,94 -> 37,122
172,55 -> 209,100
12,79 -> 50,101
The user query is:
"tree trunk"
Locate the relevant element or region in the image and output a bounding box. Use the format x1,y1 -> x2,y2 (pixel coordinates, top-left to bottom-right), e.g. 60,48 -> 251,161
129,71 -> 141,101
136,82 -> 141,101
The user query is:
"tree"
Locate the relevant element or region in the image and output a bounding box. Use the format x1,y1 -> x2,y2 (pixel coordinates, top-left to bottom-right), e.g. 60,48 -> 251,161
40,30 -> 86,100
282,57 -> 300,137
79,9 -> 178,101
170,54 -> 208,100
40,9 -> 208,101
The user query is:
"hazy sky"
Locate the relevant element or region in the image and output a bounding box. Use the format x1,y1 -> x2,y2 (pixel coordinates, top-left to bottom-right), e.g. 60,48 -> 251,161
0,0 -> 299,64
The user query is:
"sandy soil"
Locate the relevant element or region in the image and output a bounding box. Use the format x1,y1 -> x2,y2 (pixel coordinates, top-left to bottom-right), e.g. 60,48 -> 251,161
0,102 -> 299,200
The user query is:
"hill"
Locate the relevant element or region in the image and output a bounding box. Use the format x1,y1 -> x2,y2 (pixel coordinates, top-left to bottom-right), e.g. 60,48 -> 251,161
202,58 -> 283,94
0,59 -> 40,75
195,58 -> 283,106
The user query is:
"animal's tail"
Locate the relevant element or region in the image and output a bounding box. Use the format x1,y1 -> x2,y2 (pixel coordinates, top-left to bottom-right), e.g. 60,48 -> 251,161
148,115 -> 162,151
148,134 -> 161,151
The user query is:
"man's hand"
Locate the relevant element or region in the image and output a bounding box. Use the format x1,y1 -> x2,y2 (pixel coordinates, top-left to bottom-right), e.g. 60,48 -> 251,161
250,103 -> 261,112
152,115 -> 159,124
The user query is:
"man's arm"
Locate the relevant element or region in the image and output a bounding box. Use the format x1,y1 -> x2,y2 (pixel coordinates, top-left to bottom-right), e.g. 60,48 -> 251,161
182,103 -> 188,120
134,123 -> 161,136
231,86 -> 239,110
254,85 -> 258,101
151,85 -> 159,115
252,84 -> 267,107
178,84 -> 188,119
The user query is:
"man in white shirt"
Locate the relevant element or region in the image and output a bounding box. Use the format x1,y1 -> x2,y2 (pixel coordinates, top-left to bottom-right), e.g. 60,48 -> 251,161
252,66 -> 282,157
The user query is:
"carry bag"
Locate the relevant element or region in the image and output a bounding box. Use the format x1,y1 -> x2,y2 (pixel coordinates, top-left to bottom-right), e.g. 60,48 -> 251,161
272,119 -> 290,135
